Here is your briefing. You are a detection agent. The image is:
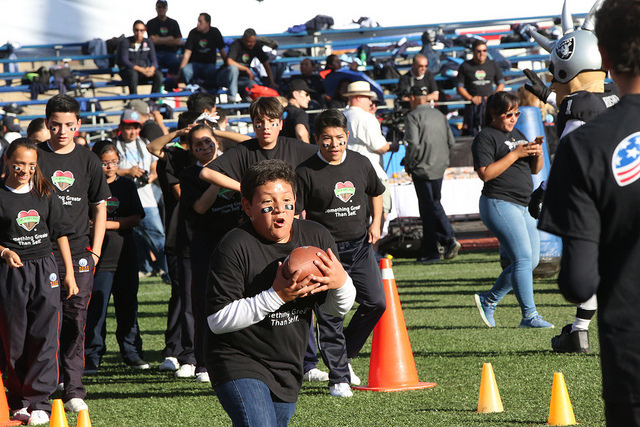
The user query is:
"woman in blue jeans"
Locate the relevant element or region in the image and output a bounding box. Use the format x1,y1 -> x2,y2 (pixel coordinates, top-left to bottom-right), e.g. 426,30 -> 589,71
471,91 -> 553,328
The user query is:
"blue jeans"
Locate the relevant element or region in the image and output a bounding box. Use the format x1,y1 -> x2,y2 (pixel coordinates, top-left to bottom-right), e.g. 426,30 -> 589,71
134,206 -> 168,274
215,378 -> 296,427
219,65 -> 257,98
155,50 -> 182,75
479,195 -> 540,318
181,62 -> 217,86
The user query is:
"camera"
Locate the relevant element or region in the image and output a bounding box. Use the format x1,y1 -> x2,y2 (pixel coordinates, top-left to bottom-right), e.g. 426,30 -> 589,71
136,171 -> 150,186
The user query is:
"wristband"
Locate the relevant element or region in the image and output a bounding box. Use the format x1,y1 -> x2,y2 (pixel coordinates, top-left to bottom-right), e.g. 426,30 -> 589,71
1,248 -> 8,258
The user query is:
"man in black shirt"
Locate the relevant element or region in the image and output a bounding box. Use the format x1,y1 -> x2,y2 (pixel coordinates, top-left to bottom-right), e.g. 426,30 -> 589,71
282,79 -> 313,143
199,96 -> 317,191
117,20 -> 163,95
457,40 -> 505,136
146,0 -> 183,75
396,54 -> 439,102
291,58 -> 325,108
179,13 -> 227,87
221,28 -> 276,101
538,0 -> 640,424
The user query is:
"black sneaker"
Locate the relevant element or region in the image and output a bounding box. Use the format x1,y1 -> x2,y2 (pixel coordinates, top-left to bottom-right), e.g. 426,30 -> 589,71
125,357 -> 151,370
551,324 -> 590,353
443,239 -> 461,260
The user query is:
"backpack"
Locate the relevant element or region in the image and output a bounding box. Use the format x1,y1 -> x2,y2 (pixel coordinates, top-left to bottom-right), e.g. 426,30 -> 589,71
377,217 -> 424,258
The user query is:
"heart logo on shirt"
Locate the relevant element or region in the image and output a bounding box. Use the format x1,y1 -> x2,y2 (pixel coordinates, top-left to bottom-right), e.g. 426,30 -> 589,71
334,181 -> 355,203
16,209 -> 40,231
51,170 -> 75,191
475,70 -> 487,80
106,196 -> 120,214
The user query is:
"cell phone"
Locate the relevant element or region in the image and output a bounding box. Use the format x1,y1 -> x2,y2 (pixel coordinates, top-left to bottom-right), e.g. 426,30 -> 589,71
534,136 -> 544,145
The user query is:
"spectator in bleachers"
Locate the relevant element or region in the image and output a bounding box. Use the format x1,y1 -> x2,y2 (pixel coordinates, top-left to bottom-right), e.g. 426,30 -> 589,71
291,58 -> 325,108
323,54 -> 342,77
127,99 -> 169,142
26,118 -> 50,144
146,0 -> 183,75
222,28 -> 277,101
457,40 -> 505,137
179,13 -> 227,88
327,79 -> 350,109
115,110 -> 169,282
281,79 -> 313,143
2,115 -> 22,144
117,20 -> 163,95
396,54 -> 439,102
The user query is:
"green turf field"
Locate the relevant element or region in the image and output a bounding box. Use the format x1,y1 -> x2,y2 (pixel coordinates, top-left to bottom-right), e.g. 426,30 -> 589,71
69,250 -> 605,426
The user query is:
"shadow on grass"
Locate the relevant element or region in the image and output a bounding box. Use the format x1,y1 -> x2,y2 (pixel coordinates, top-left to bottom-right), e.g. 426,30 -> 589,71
88,388 -> 214,399
357,349 -> 558,358
407,325 -> 487,330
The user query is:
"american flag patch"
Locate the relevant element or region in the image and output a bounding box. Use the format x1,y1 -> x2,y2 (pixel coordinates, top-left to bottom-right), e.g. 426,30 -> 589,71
612,132 -> 640,187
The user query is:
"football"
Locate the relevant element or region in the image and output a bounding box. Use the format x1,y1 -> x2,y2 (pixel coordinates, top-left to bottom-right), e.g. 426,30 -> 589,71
282,246 -> 327,281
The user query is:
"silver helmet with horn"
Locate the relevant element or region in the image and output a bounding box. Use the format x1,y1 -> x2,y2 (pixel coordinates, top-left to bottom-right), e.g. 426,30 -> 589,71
529,0 -> 603,84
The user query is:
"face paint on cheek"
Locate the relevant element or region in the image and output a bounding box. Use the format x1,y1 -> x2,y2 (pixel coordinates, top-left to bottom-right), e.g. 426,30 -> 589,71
261,206 -> 274,214
284,204 -> 294,211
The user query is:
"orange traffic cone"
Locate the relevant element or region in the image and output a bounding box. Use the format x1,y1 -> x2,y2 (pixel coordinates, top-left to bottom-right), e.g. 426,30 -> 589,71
0,370 -> 21,426
477,363 -> 504,413
352,258 -> 436,392
76,409 -> 91,427
49,399 -> 69,427
548,372 -> 577,425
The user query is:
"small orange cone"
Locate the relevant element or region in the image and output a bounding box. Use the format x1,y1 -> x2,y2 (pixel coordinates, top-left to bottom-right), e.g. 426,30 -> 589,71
0,370 -> 21,426
477,363 -> 504,413
548,372 -> 577,425
352,258 -> 436,392
49,399 -> 69,427
76,409 -> 91,427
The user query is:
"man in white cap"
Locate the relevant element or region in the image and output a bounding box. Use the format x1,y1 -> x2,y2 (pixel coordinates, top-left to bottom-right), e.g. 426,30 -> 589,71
342,81 -> 392,223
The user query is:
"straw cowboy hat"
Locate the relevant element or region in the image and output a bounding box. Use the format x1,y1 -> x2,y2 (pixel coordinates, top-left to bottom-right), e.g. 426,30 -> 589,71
344,81 -> 378,100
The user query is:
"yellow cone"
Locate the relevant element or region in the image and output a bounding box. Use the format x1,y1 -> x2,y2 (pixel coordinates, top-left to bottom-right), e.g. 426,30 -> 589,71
548,372 -> 577,425
49,399 -> 69,427
477,362 -> 504,413
76,409 -> 92,427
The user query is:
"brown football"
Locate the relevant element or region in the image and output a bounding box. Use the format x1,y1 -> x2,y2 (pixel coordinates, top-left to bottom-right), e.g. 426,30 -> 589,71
282,246 -> 327,281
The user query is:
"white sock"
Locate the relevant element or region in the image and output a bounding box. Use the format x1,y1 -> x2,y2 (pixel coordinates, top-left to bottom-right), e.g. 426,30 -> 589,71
571,317 -> 591,332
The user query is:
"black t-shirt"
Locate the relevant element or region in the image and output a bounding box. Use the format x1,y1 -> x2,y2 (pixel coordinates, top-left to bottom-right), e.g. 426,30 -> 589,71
227,39 -> 268,77
397,70 -> 438,98
146,16 -> 182,53
296,151 -> 385,242
37,142 -> 111,257
538,94 -> 640,404
206,219 -> 337,402
472,127 -> 533,206
456,59 -> 504,97
185,27 -> 224,64
158,145 -> 193,255
281,105 -> 310,140
556,89 -> 620,137
98,177 -> 144,272
179,164 -> 243,244
207,136 -> 318,181
0,185 -> 72,261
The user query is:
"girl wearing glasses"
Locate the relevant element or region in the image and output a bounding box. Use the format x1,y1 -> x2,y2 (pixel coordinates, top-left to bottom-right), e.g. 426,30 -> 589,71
0,138 -> 76,425
84,142 -> 147,374
178,124 -> 242,382
471,91 -> 553,329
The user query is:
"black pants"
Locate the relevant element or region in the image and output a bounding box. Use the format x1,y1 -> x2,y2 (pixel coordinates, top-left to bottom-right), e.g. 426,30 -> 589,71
606,402 -> 640,426
163,254 -> 195,365
412,176 -> 455,259
307,234 -> 386,383
190,236 -> 217,371
58,254 -> 95,401
119,68 -> 163,95
0,254 -> 60,413
462,100 -> 486,137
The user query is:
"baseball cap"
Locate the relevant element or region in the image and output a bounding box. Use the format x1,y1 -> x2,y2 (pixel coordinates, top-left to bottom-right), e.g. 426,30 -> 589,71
289,79 -> 315,93
126,99 -> 151,115
156,0 -> 168,6
410,86 -> 430,97
121,109 -> 143,125
2,115 -> 21,132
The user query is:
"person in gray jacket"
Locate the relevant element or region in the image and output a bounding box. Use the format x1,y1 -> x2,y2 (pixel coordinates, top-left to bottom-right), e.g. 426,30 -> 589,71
404,85 -> 460,263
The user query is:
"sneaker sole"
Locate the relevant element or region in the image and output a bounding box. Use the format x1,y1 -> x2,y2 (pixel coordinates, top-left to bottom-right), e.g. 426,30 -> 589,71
444,241 -> 461,260
474,294 -> 494,328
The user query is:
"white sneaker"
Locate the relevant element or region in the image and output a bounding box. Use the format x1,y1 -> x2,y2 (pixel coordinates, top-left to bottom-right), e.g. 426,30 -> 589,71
64,398 -> 88,412
12,407 -> 30,423
159,357 -> 180,371
27,410 -> 49,425
329,382 -> 353,398
195,371 -> 210,383
348,363 -> 361,386
175,363 -> 196,378
303,368 -> 329,382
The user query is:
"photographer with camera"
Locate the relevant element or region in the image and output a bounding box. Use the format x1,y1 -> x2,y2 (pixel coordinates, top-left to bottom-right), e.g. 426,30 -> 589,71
116,109 -> 169,281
